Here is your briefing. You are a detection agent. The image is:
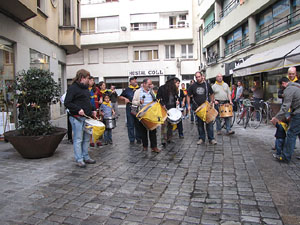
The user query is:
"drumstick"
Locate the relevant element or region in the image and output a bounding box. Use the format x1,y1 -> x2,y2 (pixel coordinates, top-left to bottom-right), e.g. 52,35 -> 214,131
83,113 -> 101,121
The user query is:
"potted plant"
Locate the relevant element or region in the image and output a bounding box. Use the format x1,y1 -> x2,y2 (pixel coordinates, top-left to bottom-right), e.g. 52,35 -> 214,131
4,68 -> 67,159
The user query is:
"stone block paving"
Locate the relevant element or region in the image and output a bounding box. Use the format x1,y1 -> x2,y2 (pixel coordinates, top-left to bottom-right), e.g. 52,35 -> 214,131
0,108 -> 300,225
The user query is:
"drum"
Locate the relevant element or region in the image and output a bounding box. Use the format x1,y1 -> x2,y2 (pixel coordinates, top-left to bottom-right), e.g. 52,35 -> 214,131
136,101 -> 167,130
195,101 -> 218,123
167,108 -> 182,124
84,119 -> 105,135
103,117 -> 116,129
219,104 -> 233,118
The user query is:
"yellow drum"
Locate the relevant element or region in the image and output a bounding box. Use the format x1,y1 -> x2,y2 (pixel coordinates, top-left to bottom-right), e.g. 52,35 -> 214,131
136,101 -> 167,130
219,104 -> 233,118
195,101 -> 218,124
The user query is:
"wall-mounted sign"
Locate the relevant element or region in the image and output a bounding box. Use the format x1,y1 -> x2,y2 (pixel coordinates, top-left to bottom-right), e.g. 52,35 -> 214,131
128,70 -> 164,76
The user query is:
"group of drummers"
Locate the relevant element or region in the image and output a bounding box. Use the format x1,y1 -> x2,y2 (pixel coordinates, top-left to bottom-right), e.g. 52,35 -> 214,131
121,71 -> 235,153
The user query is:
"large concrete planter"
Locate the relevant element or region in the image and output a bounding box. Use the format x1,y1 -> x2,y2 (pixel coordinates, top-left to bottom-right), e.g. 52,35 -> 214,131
4,127 -> 67,159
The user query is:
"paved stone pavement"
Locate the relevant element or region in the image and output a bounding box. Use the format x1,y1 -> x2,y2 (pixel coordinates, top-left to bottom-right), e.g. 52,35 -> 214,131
0,108 -> 300,225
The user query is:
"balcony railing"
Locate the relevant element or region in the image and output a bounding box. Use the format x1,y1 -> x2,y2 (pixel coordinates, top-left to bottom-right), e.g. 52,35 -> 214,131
224,36 -> 249,56
81,0 -> 118,4
219,0 -> 239,19
204,19 -> 216,35
207,54 -> 219,65
255,8 -> 300,42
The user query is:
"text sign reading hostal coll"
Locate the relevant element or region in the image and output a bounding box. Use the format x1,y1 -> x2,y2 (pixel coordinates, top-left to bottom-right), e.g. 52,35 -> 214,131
128,70 -> 164,76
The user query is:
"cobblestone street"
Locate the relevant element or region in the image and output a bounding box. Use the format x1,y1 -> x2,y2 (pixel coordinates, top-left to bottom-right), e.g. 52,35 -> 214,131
0,108 -> 300,225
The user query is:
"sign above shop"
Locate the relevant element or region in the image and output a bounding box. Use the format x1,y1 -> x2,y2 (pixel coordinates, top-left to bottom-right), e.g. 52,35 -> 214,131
128,70 -> 164,76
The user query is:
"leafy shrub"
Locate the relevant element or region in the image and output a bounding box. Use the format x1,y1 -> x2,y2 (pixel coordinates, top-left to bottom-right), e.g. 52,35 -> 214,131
15,68 -> 61,136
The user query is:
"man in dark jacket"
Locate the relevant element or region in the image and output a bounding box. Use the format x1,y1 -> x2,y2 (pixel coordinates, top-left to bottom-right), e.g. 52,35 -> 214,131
64,69 -> 97,168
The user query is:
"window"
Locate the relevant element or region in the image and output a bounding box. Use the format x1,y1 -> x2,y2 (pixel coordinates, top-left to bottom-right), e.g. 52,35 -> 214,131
131,23 -> 157,31
66,50 -> 84,65
63,0 -> 71,26
293,0 -> 300,11
134,46 -> 158,61
30,49 -> 50,70
103,47 -> 128,63
97,16 -> 119,32
181,44 -> 193,59
165,45 -> 175,59
81,18 -> 95,34
88,49 -> 98,64
37,0 -> 47,14
225,23 -> 248,55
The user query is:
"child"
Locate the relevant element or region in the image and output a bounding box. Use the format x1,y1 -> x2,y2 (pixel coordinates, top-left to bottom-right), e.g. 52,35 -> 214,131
100,94 -> 115,145
273,118 -> 288,160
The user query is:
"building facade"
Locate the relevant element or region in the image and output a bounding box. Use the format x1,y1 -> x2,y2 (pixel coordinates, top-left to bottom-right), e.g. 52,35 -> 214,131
66,0 -> 200,92
199,0 -> 300,103
0,0 -> 81,134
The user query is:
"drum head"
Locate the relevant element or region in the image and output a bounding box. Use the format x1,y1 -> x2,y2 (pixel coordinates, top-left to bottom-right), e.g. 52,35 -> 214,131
167,108 -> 182,121
85,119 -> 105,127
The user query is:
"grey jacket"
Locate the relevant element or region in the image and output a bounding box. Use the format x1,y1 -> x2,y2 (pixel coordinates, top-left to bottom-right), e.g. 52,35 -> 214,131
276,82 -> 300,120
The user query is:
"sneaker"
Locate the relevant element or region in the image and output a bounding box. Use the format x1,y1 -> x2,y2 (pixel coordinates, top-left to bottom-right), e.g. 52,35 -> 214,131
109,140 -> 113,145
130,141 -> 135,145
179,135 -> 184,139
67,139 -> 73,144
76,161 -> 86,168
226,131 -> 235,135
161,142 -> 166,148
143,146 -> 148,151
104,141 -> 108,145
90,143 -> 95,147
197,139 -> 204,145
217,131 -> 222,135
209,139 -> 217,145
84,159 -> 96,164
151,147 -> 161,153
96,141 -> 102,147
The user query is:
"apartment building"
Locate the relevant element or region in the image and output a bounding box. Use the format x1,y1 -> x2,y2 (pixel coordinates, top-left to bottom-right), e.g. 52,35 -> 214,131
66,0 -> 199,92
0,0 -> 81,133
199,0 -> 300,103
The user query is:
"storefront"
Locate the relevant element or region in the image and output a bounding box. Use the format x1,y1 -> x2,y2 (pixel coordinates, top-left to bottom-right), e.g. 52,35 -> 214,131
0,38 -> 15,136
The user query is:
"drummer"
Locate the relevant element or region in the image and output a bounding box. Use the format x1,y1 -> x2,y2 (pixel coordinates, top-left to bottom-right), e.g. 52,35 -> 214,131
132,78 -> 160,153
212,73 -> 235,135
157,77 -> 181,147
187,71 -> 217,145
64,69 -> 97,168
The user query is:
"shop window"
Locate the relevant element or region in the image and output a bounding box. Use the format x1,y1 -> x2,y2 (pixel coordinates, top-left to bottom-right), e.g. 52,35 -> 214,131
97,16 -> 119,32
81,18 -> 95,34
165,45 -> 175,59
30,49 -> 50,70
63,0 -> 71,26
181,44 -> 193,59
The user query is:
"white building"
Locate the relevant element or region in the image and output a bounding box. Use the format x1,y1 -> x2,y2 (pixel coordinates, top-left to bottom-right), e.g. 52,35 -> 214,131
66,0 -> 200,90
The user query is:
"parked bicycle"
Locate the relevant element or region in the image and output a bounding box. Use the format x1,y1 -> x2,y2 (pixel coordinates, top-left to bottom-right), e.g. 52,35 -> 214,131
236,99 -> 262,129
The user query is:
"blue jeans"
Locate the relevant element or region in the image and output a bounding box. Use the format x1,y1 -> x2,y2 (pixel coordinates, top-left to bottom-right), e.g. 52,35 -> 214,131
104,129 -> 112,142
126,105 -> 141,142
190,103 -> 195,122
215,104 -> 231,133
275,138 -> 285,156
69,116 -> 91,163
197,116 -> 214,142
282,113 -> 300,161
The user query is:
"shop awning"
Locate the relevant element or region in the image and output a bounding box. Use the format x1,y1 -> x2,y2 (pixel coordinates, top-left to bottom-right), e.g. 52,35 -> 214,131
233,40 -> 300,77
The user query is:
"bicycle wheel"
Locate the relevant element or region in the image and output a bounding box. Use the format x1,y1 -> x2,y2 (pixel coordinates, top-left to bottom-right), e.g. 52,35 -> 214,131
237,108 -> 245,125
243,109 -> 250,129
249,109 -> 262,129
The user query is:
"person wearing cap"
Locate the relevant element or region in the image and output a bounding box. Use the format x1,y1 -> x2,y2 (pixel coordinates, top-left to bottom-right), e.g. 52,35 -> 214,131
119,76 -> 142,144
271,77 -> 300,163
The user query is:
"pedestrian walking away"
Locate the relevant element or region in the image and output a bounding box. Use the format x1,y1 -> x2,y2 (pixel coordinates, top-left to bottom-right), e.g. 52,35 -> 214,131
119,76 -> 142,144
271,76 -> 300,163
64,69 -> 97,168
187,71 -> 217,145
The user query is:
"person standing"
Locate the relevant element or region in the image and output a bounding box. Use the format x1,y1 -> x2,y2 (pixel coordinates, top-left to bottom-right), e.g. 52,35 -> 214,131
132,78 -> 160,152
212,73 -> 235,135
189,79 -> 196,123
119,76 -> 142,144
157,77 -> 181,146
110,85 -> 119,118
180,83 -> 188,118
100,94 -> 115,145
64,69 -> 97,168
287,66 -> 299,83
271,77 -> 300,163
187,71 -> 217,145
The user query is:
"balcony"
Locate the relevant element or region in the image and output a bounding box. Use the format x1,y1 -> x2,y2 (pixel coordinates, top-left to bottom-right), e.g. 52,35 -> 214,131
204,19 -> 216,35
59,26 -> 81,54
255,9 -> 300,42
0,0 -> 37,22
224,36 -> 249,56
219,0 -> 239,19
81,27 -> 193,45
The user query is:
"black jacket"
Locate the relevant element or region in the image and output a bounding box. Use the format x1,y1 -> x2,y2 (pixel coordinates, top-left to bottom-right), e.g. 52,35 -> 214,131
64,82 -> 95,117
157,85 -> 178,110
